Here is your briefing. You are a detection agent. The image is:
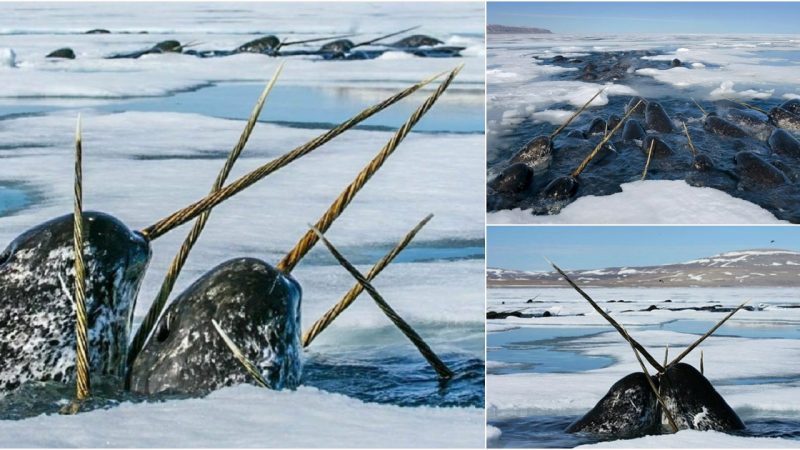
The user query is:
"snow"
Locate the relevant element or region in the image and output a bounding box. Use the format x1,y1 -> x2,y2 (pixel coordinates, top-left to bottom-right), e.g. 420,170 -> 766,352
0,48 -> 14,68
487,180 -> 786,224
579,429 -> 798,448
709,80 -> 774,100
487,425 -> 502,442
0,385 -> 484,447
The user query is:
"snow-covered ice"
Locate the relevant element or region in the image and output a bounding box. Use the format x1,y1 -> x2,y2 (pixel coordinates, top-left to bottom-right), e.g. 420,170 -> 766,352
0,385 -> 483,448
487,180 -> 787,224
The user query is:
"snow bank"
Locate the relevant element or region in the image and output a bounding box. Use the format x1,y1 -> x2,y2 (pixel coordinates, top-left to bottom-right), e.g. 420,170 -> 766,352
579,429 -> 798,448
0,385 -> 484,447
709,80 -> 774,100
486,425 -> 502,442
487,180 -> 786,224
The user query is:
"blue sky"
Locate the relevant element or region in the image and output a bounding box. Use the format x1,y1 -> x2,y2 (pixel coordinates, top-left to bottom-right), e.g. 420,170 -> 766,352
488,2 -> 800,34
487,226 -> 800,271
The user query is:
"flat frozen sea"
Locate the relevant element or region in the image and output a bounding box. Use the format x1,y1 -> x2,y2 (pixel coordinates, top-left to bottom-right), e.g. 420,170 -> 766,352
0,2 -> 486,447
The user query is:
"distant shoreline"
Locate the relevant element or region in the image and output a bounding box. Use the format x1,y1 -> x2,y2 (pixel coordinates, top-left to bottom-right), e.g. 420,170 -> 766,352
487,24 -> 552,34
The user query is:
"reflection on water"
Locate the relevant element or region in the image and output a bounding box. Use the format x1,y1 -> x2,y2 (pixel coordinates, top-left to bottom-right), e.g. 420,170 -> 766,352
653,319 -> 800,340
0,184 -> 34,216
102,83 -> 485,133
487,327 -> 614,375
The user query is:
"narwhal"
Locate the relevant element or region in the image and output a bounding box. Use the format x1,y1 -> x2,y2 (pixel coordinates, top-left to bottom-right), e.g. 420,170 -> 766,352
127,67 -> 461,395
549,262 -> 746,439
0,64 -> 459,401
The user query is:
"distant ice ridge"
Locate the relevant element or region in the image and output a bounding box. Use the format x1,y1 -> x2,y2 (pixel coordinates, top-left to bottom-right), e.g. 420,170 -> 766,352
487,180 -> 786,224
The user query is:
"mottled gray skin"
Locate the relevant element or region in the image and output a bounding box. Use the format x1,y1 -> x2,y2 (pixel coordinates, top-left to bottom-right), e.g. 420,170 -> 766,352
107,40 -> 182,59
320,39 -> 355,53
566,372 -> 660,437
726,109 -> 772,140
542,176 -> 578,200
781,99 -> 800,116
510,135 -> 553,170
660,363 -> 745,431
46,48 -> 75,59
152,40 -> 182,53
642,136 -> 673,158
625,97 -> 648,116
391,35 -> 443,48
769,107 -> 800,132
0,212 -> 150,391
645,102 -> 674,133
489,163 -> 533,194
586,118 -> 606,135
607,114 -> 622,131
735,151 -> 789,189
568,365 -> 744,438
567,129 -> 587,139
622,119 -> 647,142
693,154 -> 714,172
130,257 -> 302,396
703,116 -> 748,138
768,129 -> 800,159
235,36 -> 281,54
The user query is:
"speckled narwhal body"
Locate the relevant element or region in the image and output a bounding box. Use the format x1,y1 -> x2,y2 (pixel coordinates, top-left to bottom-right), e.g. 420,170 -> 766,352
129,257 -> 302,395
0,212 -> 150,390
567,364 -> 744,438
566,372 -> 660,437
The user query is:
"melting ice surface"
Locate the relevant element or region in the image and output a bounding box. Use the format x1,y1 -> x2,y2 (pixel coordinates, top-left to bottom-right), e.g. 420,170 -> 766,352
487,287 -> 800,448
0,2 -> 485,447
487,33 -> 800,224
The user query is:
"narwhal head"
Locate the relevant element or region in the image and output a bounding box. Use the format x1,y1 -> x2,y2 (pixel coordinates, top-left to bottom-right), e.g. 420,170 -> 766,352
0,211 -> 150,390
129,257 -> 302,395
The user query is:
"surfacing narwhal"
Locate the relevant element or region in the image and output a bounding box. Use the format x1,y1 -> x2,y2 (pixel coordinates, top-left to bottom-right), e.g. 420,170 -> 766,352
0,63 -> 461,406
549,261 -> 747,439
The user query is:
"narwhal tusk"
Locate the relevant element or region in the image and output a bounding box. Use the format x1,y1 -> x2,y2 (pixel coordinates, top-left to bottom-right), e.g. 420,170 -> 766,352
276,64 -> 462,274
138,67 -> 451,241
621,325 -> 679,433
548,259 -> 665,372
550,87 -> 606,139
701,350 -> 704,374
310,225 -> 453,380
61,114 -> 91,415
667,300 -> 749,368
571,99 -> 642,178
126,64 -> 284,378
211,319 -> 269,388
302,214 -> 434,347
683,122 -> 698,157
641,137 -> 655,180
